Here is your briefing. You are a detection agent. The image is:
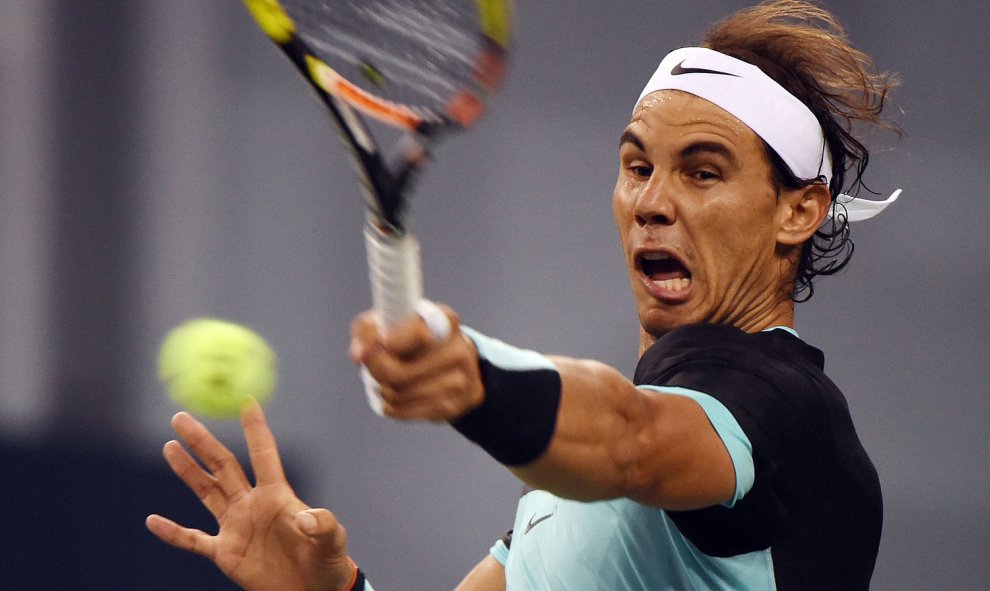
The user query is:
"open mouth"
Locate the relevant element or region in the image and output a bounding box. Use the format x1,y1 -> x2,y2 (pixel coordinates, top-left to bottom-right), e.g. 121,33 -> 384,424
638,252 -> 692,293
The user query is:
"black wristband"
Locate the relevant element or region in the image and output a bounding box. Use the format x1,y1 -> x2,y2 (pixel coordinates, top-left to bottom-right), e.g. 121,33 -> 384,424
453,329 -> 562,466
348,567 -> 366,591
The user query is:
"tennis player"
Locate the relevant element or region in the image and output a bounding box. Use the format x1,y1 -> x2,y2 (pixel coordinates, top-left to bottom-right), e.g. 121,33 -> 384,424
147,2 -> 900,590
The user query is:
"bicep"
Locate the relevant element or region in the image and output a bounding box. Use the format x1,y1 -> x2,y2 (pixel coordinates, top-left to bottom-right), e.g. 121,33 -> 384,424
454,555 -> 505,591
510,356 -> 737,510
623,389 -> 738,509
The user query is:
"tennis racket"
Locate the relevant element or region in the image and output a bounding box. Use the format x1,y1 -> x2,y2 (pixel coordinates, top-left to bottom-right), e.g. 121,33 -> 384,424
241,0 -> 512,331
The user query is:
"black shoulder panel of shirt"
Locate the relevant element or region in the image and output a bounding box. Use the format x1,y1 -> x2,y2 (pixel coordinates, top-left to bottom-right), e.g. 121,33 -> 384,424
634,323 -> 825,386
634,323 -> 882,591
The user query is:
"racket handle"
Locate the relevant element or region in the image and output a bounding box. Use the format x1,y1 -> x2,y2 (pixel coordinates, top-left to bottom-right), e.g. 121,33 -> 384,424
362,226 -> 453,417
364,224 -> 423,330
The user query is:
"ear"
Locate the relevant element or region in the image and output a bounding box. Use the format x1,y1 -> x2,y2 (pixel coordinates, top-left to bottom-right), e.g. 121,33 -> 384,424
776,184 -> 831,246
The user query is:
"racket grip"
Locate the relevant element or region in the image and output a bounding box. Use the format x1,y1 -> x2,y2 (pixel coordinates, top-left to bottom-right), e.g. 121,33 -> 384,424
364,224 -> 423,330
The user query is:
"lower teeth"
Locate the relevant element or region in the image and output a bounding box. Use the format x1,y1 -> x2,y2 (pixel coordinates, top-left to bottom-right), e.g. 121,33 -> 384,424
654,278 -> 690,292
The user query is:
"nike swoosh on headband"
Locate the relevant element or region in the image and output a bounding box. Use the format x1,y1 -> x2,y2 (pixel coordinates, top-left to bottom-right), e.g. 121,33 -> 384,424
670,60 -> 740,78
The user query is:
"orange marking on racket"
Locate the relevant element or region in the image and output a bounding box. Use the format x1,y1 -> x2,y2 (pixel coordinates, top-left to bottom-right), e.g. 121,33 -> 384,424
446,91 -> 484,127
307,57 -> 423,131
474,48 -> 508,92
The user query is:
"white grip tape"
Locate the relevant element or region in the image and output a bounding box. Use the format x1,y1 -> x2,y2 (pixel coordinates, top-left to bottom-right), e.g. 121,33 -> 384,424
362,226 -> 452,415
364,226 -> 423,330
414,299 -> 452,342
361,365 -> 386,417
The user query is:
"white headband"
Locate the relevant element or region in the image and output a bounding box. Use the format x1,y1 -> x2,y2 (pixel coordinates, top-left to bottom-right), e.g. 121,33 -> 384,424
636,47 -> 899,222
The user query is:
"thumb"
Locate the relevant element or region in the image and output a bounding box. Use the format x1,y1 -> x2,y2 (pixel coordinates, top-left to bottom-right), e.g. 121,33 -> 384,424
295,509 -> 359,591
295,508 -> 348,555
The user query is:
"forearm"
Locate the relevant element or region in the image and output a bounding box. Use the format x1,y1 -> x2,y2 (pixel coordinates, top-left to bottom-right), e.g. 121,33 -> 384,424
507,356 -> 647,500
453,329 -> 735,508
454,555 -> 506,591
513,355 -> 734,508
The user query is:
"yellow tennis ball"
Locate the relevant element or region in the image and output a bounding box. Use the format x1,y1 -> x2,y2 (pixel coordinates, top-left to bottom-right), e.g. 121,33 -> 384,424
158,318 -> 277,420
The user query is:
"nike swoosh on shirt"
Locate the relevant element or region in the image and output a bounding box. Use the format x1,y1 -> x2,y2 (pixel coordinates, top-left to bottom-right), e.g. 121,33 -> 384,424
524,511 -> 555,535
670,60 -> 740,77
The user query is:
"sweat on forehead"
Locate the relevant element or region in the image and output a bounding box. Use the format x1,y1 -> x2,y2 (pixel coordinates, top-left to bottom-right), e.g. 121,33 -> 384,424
635,47 -> 831,185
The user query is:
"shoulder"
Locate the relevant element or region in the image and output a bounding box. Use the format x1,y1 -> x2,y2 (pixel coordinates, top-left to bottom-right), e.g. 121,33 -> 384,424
634,323 -> 845,451
635,324 -> 825,387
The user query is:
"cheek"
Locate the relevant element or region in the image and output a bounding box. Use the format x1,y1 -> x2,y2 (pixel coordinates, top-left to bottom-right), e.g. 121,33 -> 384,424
714,210 -> 776,272
611,182 -> 633,230
611,185 -> 640,276
696,200 -> 774,265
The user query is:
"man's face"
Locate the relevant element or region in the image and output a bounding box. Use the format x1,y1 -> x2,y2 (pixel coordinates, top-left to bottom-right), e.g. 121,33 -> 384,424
613,90 -> 790,342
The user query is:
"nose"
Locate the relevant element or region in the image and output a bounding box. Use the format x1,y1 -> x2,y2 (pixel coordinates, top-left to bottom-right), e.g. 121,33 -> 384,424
634,175 -> 676,227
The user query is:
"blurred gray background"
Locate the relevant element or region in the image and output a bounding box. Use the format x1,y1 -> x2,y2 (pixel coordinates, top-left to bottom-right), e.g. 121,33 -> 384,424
1,0 -> 987,589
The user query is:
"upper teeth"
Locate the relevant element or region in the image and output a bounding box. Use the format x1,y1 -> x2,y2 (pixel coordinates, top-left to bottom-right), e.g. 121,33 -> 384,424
641,252 -> 673,261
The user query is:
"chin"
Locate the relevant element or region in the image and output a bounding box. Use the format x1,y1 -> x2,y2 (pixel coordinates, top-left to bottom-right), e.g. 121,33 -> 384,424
639,307 -> 695,339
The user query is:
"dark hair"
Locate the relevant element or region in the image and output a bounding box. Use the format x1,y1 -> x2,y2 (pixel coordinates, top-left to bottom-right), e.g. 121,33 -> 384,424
702,0 -> 900,301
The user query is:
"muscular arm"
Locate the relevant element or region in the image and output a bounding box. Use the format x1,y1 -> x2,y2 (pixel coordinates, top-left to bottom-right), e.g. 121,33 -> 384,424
510,356 -> 736,510
352,308 -> 736,511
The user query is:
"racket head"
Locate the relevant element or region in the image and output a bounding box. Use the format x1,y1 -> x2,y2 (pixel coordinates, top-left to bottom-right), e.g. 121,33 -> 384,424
244,0 -> 513,135
241,0 -> 513,331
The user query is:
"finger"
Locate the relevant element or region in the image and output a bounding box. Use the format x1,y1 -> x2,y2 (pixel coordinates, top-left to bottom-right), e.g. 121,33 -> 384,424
240,397 -> 288,486
145,514 -> 217,560
377,365 -> 483,422
349,310 -> 384,364
364,329 -> 476,391
162,440 -> 229,518
376,368 -> 470,409
381,394 -> 465,423
172,412 -> 251,502
383,303 -> 459,358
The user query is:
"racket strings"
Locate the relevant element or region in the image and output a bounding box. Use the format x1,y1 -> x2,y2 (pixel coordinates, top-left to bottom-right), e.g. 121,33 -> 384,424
280,0 -> 491,114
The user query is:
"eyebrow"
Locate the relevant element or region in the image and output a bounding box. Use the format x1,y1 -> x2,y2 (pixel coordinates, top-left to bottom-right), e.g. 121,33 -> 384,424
619,129 -> 645,151
620,130 -> 741,168
619,129 -> 739,173
679,141 -> 739,167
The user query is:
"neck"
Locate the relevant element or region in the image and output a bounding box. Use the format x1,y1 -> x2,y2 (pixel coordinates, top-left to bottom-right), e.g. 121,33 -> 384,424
637,304 -> 796,358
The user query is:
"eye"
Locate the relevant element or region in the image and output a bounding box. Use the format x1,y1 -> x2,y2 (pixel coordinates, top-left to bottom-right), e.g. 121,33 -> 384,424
690,168 -> 720,183
626,162 -> 653,178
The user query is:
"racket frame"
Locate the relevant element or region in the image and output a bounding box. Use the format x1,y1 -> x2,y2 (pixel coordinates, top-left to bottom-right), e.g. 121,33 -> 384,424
242,0 -> 511,327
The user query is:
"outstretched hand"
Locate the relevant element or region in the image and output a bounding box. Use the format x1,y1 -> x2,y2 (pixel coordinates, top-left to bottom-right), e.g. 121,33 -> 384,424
146,399 -> 356,591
